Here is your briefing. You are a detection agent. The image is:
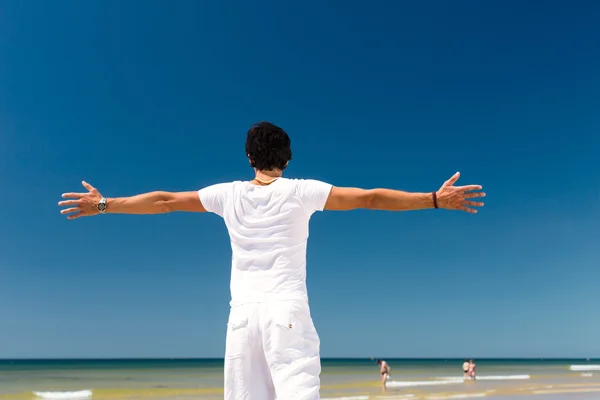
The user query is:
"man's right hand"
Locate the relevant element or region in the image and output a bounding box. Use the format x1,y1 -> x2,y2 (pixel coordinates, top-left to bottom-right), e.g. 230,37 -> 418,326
436,172 -> 485,213
58,181 -> 104,219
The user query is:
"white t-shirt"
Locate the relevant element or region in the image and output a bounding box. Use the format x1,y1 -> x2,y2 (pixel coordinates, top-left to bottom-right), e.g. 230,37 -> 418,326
198,178 -> 333,306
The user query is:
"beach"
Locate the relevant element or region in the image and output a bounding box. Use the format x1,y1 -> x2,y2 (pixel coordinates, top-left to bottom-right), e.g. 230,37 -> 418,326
1,359 -> 599,399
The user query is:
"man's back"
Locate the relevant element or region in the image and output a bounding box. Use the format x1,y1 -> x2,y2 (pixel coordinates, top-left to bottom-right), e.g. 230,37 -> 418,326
198,178 -> 332,306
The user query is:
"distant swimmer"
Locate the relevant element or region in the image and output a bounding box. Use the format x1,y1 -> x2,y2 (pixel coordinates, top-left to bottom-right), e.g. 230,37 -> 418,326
462,359 -> 470,379
468,359 -> 477,380
377,359 -> 391,391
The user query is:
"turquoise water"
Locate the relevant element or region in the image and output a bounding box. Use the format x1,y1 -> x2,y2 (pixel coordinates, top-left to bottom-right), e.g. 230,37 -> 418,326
1,358 -> 599,399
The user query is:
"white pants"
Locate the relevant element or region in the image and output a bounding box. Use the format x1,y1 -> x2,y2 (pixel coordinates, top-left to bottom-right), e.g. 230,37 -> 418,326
224,300 -> 321,400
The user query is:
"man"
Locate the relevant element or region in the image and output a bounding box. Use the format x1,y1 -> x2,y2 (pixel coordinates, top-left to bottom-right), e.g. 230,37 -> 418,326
377,359 -> 391,390
58,121 -> 485,399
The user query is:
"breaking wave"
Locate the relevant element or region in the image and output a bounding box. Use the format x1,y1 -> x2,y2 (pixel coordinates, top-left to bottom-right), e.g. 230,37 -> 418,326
570,365 -> 600,371
33,390 -> 93,399
387,379 -> 464,388
435,375 -> 530,381
428,394 -> 487,399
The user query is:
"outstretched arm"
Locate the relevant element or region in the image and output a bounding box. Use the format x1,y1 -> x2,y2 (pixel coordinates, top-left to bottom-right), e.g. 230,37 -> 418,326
324,172 -> 485,213
59,181 -> 206,219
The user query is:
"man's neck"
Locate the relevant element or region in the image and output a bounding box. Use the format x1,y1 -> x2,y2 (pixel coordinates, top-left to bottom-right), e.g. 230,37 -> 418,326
255,169 -> 283,181
250,169 -> 283,186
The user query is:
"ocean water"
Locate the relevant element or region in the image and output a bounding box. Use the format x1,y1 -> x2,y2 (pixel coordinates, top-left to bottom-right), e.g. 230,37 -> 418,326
1,358 -> 599,399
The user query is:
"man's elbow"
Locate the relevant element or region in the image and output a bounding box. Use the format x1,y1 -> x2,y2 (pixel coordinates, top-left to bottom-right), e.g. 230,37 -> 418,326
363,189 -> 378,209
156,201 -> 173,213
156,191 -> 205,213
327,187 -> 378,210
154,192 -> 176,213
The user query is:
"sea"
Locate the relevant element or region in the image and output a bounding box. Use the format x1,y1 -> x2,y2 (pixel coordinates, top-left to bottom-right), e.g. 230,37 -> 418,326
1,358 -> 599,400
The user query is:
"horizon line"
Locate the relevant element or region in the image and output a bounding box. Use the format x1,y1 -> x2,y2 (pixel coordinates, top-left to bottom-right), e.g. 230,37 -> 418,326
1,357 -> 597,361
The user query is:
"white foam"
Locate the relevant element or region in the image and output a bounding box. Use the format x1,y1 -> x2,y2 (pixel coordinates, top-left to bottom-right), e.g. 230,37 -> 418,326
33,390 -> 92,399
582,373 -> 594,377
570,365 -> 600,371
435,375 -> 530,381
428,394 -> 486,399
387,379 -> 463,388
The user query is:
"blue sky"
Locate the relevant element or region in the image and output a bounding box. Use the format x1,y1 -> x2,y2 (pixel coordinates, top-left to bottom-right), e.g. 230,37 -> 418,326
1,0 -> 599,359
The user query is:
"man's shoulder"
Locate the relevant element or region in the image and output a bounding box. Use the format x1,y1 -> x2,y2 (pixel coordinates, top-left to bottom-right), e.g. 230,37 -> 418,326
283,177 -> 332,187
198,181 -> 244,198
203,180 -> 245,189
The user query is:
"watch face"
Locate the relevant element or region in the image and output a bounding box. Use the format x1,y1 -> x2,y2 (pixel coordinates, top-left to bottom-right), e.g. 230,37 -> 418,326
98,202 -> 107,212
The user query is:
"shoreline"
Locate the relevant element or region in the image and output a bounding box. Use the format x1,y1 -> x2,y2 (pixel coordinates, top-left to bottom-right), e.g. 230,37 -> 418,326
2,359 -> 598,400
2,382 -> 600,400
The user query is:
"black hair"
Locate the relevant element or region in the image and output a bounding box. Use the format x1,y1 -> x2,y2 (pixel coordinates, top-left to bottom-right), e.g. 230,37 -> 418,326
245,121 -> 292,171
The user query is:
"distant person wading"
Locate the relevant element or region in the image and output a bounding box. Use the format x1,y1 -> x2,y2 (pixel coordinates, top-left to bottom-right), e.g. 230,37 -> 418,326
377,359 -> 391,391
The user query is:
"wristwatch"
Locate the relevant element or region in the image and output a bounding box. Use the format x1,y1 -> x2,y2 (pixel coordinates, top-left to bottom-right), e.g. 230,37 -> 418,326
97,197 -> 108,214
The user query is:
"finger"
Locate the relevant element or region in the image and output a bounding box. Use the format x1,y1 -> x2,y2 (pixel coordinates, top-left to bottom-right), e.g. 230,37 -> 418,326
459,206 -> 477,213
465,192 -> 486,198
457,185 -> 482,192
463,200 -> 484,207
82,181 -> 96,192
61,192 -> 86,199
67,213 -> 83,220
443,172 -> 460,187
60,207 -> 80,215
58,200 -> 80,207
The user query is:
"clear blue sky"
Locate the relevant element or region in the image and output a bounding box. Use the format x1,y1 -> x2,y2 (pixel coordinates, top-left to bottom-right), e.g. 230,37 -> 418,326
1,0 -> 599,359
